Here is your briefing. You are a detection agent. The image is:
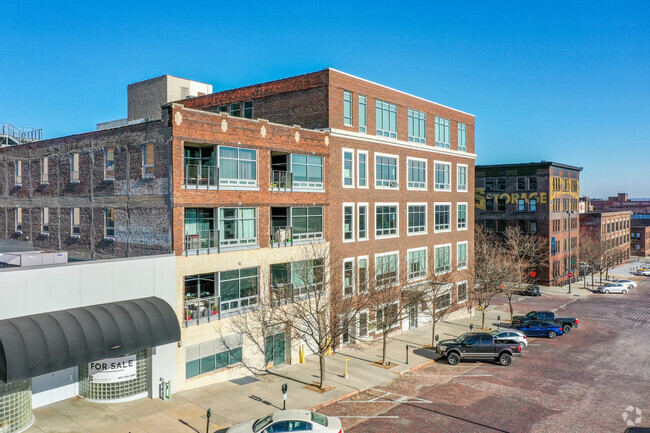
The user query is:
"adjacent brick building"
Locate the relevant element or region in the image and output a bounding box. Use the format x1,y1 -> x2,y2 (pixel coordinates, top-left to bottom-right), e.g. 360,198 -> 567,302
580,211 -> 632,264
475,161 -> 582,286
631,220 -> 650,257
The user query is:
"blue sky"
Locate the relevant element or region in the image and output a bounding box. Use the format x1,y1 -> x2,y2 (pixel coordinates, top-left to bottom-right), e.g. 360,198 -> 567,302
1,1 -> 648,197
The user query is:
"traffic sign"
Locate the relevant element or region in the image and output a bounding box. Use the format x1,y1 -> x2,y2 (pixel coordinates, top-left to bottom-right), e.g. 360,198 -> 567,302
567,272 -> 573,278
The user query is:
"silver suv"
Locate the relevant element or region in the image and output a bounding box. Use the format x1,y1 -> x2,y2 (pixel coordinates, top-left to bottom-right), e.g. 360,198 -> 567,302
491,329 -> 528,347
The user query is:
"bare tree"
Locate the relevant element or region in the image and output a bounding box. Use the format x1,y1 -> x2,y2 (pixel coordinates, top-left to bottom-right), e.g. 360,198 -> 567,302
579,226 -> 602,287
503,226 -> 548,319
471,226 -> 510,329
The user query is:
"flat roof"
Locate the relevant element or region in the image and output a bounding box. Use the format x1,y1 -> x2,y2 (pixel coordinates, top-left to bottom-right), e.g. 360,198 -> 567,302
476,161 -> 583,172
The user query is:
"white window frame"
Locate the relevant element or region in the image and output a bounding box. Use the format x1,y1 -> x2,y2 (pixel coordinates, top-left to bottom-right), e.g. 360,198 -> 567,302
457,202 -> 468,231
357,202 -> 369,241
343,203 -> 355,243
343,257 -> 355,297
376,100 -> 397,138
104,208 -> 115,239
434,161 -> 451,191
434,243 -> 452,275
40,157 -> 49,185
342,148 -> 355,188
14,160 -> 22,186
458,123 -> 467,152
407,202 -> 427,236
218,145 -> 258,187
434,202 -> 452,233
41,207 -> 49,235
375,202 -> 399,239
435,116 -> 450,148
142,143 -> 154,178
357,150 -> 368,189
343,90 -> 353,126
456,280 -> 469,304
359,95 -> 367,133
70,153 -> 80,183
71,207 -> 81,238
434,285 -> 453,312
357,308 -> 370,338
457,163 -> 468,192
408,108 -> 426,143
374,152 -> 399,190
357,256 -> 369,294
375,251 -> 399,288
407,246 -> 428,282
406,157 -> 427,190
457,241 -> 469,270
15,207 -> 22,233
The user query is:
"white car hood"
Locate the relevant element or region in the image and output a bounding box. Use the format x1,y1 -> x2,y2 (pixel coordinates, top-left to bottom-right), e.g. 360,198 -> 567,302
226,420 -> 256,433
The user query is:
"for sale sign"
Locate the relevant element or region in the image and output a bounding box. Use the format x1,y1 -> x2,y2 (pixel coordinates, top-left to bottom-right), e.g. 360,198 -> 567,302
88,354 -> 137,383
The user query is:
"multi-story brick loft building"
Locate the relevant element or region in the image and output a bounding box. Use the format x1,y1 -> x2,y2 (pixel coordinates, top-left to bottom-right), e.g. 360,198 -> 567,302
631,220 -> 650,257
580,211 -> 632,264
475,161 -> 582,286
0,68 -> 476,390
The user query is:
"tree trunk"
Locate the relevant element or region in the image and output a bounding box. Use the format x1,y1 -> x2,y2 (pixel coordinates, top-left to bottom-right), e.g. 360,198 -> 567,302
431,319 -> 437,347
318,352 -> 326,389
481,308 -> 486,329
381,331 -> 388,365
508,295 -> 514,320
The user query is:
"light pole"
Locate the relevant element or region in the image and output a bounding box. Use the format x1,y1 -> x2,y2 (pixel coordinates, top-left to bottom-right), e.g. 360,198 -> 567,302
567,210 -> 575,294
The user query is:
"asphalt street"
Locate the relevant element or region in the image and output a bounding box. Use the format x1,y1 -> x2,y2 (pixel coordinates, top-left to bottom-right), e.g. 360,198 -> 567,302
319,279 -> 650,433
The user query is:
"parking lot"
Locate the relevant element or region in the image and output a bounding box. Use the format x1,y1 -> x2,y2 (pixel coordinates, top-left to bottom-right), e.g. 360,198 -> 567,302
319,278 -> 650,432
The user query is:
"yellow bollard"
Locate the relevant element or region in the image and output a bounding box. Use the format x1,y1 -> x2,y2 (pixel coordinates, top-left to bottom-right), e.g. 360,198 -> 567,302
299,345 -> 305,363
344,358 -> 350,379
327,338 -> 332,356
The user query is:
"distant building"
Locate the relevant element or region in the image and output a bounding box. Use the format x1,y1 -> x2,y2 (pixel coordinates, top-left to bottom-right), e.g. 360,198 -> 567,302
631,219 -> 650,257
591,192 -> 650,214
579,196 -> 593,213
475,161 -> 582,286
580,211 -> 632,264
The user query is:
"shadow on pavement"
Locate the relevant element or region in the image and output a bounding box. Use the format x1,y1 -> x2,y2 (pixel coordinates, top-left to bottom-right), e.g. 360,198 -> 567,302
249,395 -> 281,410
412,347 -> 440,361
179,418 -> 200,433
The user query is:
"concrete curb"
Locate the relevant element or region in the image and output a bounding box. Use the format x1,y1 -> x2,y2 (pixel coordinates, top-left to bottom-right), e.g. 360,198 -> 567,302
309,389 -> 361,412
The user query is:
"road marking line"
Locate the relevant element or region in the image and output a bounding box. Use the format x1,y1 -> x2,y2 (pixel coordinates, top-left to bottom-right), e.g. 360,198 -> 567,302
340,389 -> 433,404
408,374 -> 493,377
337,415 -> 400,419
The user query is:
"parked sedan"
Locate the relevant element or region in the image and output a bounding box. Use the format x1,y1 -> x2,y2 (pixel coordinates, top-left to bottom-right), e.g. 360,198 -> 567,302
226,410 -> 343,433
513,321 -> 564,339
612,279 -> 637,289
491,329 -> 528,347
636,269 -> 650,276
517,284 -> 542,296
597,283 -> 628,294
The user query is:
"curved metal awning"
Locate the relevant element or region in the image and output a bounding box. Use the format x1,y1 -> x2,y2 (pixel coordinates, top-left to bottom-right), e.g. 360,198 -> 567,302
0,297 -> 180,383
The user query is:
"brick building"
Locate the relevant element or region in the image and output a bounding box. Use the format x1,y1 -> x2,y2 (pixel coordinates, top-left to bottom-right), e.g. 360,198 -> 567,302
580,211 -> 632,264
0,68 -> 476,389
475,161 -> 582,286
631,220 -> 650,257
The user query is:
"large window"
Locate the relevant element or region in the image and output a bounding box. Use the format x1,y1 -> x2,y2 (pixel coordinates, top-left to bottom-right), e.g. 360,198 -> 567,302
219,146 -> 257,186
291,155 -> 323,188
291,207 -> 324,240
408,248 -> 427,281
358,257 -> 369,293
375,154 -> 398,188
185,208 -> 215,249
530,199 -> 537,212
434,162 -> 451,190
457,203 -> 467,230
343,205 -> 354,241
358,204 -> 368,240
376,252 -> 398,288
185,335 -> 243,379
41,208 -> 49,235
457,164 -> 467,191
457,242 -> 468,269
457,281 -> 468,302
343,259 -> 354,296
435,117 -> 450,148
435,290 -> 452,311
142,144 -> 154,178
41,157 -> 49,184
343,150 -> 354,187
219,208 -> 257,246
518,199 -> 525,212
376,205 -> 398,237
14,207 -> 22,232
14,160 -> 22,186
104,149 -> 115,180
408,109 -> 426,143
458,123 -> 467,151
434,245 -> 452,274
434,204 -> 451,232
357,151 -> 367,187
219,267 -> 259,312
105,208 -> 115,239
407,158 -> 426,189
359,95 -> 367,133
271,260 -> 324,301
376,100 -> 397,138
343,91 -> 352,126
408,204 -> 427,234
71,208 -> 81,237
70,153 -> 80,182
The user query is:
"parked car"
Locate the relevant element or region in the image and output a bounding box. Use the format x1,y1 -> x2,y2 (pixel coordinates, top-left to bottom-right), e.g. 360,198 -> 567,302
436,332 -> 522,366
597,283 -> 628,294
511,311 -> 579,333
226,410 -> 343,433
517,284 -> 542,296
612,279 -> 637,289
636,269 -> 650,276
491,329 -> 528,347
513,321 -> 564,339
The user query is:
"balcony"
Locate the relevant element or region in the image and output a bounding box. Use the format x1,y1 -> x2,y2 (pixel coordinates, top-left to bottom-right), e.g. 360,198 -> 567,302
185,163 -> 218,188
271,207 -> 324,247
270,152 -> 324,192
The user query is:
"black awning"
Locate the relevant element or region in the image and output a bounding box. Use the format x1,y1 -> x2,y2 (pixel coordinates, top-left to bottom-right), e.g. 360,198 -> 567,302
0,297 -> 180,383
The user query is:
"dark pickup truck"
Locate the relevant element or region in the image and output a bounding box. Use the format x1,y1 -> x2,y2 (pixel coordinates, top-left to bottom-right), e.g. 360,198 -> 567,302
512,311 -> 579,333
437,332 -> 522,366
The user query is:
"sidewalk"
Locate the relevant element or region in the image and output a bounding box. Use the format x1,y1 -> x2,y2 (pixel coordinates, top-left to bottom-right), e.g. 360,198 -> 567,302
27,288 -> 581,433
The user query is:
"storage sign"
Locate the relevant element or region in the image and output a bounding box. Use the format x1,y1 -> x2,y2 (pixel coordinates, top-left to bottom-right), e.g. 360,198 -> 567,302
88,354 -> 137,383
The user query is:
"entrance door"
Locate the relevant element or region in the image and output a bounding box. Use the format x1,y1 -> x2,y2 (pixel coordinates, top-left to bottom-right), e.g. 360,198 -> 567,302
265,331 -> 286,367
32,367 -> 78,408
408,306 -> 418,329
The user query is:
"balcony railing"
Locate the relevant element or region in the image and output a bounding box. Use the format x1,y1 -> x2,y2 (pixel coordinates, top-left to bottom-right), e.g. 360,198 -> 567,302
271,226 -> 293,247
271,170 -> 291,191
185,163 -> 218,188
272,282 -> 325,305
184,229 -> 258,254
184,296 -> 220,326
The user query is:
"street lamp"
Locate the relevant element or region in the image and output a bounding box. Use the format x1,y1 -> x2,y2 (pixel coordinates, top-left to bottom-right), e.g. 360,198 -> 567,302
567,210 -> 575,294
